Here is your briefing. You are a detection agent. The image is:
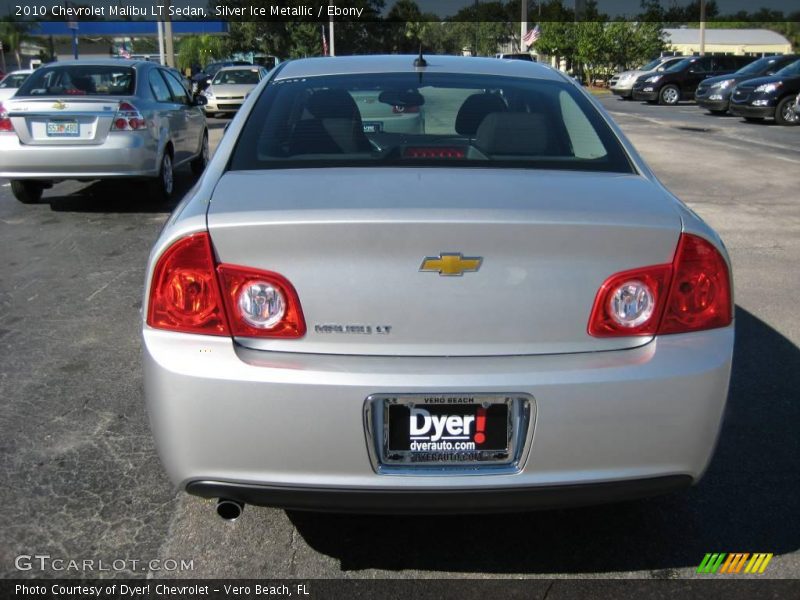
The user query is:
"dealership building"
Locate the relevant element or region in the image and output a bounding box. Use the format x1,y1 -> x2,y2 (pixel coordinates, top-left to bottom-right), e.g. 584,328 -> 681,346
663,28 -> 793,56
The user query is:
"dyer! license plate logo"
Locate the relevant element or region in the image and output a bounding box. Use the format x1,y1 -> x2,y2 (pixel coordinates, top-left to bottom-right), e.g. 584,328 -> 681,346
384,395 -> 513,465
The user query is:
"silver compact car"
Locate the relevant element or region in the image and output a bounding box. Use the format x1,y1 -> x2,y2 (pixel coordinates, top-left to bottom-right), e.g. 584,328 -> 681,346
143,55 -> 734,517
203,65 -> 268,117
609,56 -> 683,99
0,60 -> 209,203
0,69 -> 33,102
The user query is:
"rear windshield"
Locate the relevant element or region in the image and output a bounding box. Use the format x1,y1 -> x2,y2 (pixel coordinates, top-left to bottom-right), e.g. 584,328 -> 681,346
213,69 -> 260,85
230,72 -> 633,173
0,73 -> 30,88
17,65 -> 136,96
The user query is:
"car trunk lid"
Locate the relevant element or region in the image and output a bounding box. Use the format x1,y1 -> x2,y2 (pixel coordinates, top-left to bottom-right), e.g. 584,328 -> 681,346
4,97 -> 126,145
207,168 -> 682,357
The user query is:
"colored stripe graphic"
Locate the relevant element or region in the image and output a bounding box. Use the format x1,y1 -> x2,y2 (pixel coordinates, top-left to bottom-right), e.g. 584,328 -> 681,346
720,553 -> 749,573
698,553 -> 773,574
697,553 -> 727,574
745,553 -> 774,574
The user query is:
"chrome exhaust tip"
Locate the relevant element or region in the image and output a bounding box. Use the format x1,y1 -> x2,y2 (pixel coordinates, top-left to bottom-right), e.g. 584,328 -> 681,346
216,498 -> 244,522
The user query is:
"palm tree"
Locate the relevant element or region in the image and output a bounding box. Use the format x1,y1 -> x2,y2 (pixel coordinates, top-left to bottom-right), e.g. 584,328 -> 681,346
176,35 -> 223,72
0,17 -> 36,71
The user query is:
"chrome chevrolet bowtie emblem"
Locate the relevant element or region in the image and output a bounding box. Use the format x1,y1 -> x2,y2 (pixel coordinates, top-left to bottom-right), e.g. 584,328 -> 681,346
419,253 -> 483,276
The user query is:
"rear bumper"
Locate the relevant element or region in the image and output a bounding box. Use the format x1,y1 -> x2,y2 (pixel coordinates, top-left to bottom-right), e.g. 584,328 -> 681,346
143,326 -> 733,511
188,475 -> 693,514
0,131 -> 159,179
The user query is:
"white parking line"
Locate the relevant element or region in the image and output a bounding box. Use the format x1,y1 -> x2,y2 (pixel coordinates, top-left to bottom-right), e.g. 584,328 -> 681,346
771,155 -> 800,164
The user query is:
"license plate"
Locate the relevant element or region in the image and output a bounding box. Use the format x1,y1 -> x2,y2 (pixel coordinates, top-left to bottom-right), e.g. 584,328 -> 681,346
362,121 -> 382,133
377,394 -> 522,467
46,120 -> 79,137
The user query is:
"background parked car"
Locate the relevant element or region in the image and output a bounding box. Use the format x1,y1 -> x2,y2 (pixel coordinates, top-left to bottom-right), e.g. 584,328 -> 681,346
696,54 -> 799,114
609,56 -> 683,99
0,60 -> 209,203
190,60 -> 250,95
494,53 -> 535,61
202,65 -> 268,117
0,69 -> 33,102
729,59 -> 800,125
632,55 -> 755,105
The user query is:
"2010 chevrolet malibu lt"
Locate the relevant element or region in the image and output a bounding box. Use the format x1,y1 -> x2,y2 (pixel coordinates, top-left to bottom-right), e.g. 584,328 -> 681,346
142,55 -> 734,517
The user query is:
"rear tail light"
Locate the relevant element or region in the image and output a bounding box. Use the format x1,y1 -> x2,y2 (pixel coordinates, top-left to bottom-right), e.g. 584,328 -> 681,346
659,233 -> 732,334
0,103 -> 13,132
112,101 -> 147,131
588,233 -> 732,337
147,233 -> 229,336
147,232 -> 305,339
217,266 -> 306,338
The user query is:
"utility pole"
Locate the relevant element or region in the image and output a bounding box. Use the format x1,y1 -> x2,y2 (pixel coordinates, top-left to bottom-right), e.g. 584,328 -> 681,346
164,0 -> 174,67
328,2 -> 335,57
157,21 -> 165,66
521,0 -> 527,53
699,0 -> 706,56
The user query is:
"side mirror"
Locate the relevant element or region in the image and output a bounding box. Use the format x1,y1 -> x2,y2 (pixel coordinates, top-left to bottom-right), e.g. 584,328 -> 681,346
193,94 -> 208,106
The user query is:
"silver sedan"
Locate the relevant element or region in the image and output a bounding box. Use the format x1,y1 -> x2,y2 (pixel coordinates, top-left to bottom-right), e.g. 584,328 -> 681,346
202,65 -> 268,117
142,55 -> 734,517
0,59 -> 209,203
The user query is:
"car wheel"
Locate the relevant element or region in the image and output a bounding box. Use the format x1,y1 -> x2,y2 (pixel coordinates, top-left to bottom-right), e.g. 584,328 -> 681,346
149,150 -> 174,202
10,180 -> 44,204
191,131 -> 209,176
775,96 -> 799,126
658,85 -> 680,105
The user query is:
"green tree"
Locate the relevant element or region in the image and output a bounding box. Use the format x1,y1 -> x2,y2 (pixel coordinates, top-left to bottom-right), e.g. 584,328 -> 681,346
0,18 -> 37,70
176,35 -> 224,70
386,0 -> 423,53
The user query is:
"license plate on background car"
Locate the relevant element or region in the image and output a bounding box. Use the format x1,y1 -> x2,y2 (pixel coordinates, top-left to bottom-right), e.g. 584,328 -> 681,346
46,120 -> 79,137
380,394 -> 516,466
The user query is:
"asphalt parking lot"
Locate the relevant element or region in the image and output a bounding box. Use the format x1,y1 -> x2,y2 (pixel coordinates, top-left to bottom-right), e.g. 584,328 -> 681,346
1,99 -> 798,581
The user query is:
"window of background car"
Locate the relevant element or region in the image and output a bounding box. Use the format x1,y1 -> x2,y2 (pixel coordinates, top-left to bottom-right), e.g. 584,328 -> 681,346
149,70 -> 172,103
776,60 -> 800,77
213,69 -> 261,85
0,73 -> 29,88
735,56 -> 775,75
639,58 -> 663,71
162,70 -> 189,104
17,65 -> 135,96
230,73 -> 633,173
